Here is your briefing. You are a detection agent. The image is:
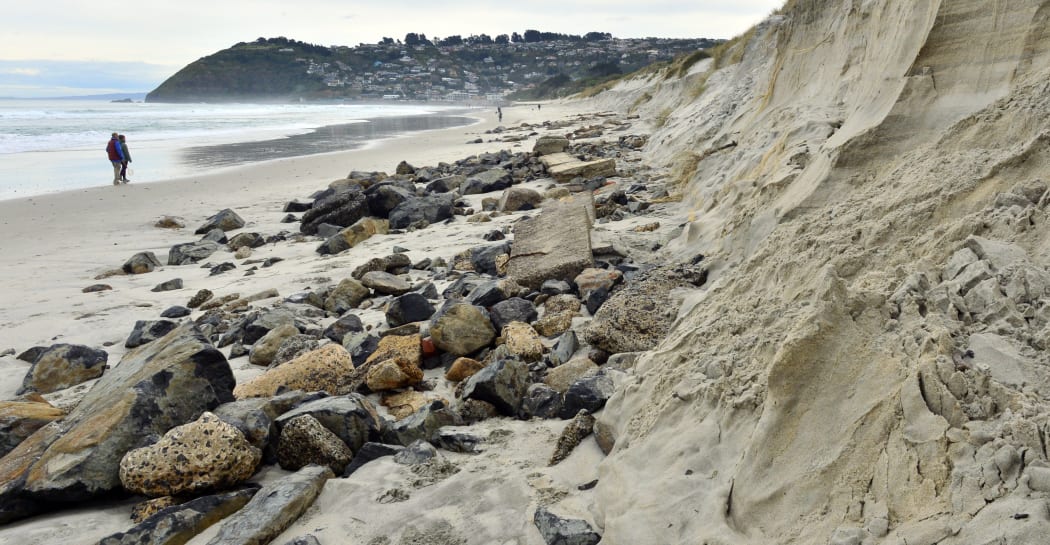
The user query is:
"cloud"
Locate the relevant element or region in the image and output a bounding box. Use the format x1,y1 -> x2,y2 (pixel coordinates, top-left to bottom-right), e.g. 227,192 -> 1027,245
2,67 -> 41,76
0,60 -> 178,98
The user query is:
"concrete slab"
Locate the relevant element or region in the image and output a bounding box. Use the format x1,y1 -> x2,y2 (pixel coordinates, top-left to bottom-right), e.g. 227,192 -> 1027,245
506,195 -> 594,289
540,153 -> 617,183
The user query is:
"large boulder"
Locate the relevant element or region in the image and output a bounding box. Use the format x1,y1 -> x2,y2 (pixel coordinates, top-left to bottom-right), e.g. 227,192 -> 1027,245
361,271 -> 412,296
365,358 -> 423,391
0,325 -> 235,523
461,168 -> 512,195
119,412 -> 261,497
498,187 -> 544,212
582,265 -> 706,353
98,488 -> 258,545
316,217 -> 389,255
386,293 -> 436,327
322,313 -> 364,343
324,278 -> 370,314
300,187 -> 368,235
275,414 -> 353,474
274,394 -> 382,452
168,240 -> 221,266
430,303 -> 496,356
195,208 -> 245,234
205,465 -> 333,545
234,344 -> 355,398
365,183 -> 415,218
534,506 -> 601,545
388,195 -> 455,229
489,297 -> 539,331
123,251 -> 162,274
248,324 -> 300,367
16,343 -> 108,395
462,357 -> 529,416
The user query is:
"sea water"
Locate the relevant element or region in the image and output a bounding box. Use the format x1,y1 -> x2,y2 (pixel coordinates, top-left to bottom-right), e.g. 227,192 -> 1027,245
0,100 -> 474,200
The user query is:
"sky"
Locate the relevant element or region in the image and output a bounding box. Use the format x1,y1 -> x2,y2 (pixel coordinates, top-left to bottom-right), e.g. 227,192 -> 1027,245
0,0 -> 785,98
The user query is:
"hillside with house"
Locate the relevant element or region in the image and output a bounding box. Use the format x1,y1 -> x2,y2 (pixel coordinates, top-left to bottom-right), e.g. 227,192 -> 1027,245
145,33 -> 718,103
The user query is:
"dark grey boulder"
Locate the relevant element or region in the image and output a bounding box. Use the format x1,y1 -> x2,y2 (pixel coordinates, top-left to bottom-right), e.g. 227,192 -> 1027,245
123,251 -> 162,274
352,253 -> 412,279
16,343 -> 108,395
344,333 -> 380,366
194,208 -> 245,234
342,442 -> 403,476
366,183 -> 415,218
522,383 -> 563,420
0,325 -> 235,524
280,536 -> 321,545
228,232 -> 265,249
200,228 -> 228,244
243,309 -> 297,345
161,305 -> 192,319
489,298 -> 538,331
470,242 -> 511,276
534,506 -> 601,545
98,487 -> 258,545
461,168 -> 512,195
361,271 -> 412,296
125,320 -> 179,348
388,195 -> 455,229
314,223 -> 343,239
466,280 -> 510,307
284,200 -> 313,213
151,278 -> 184,292
559,372 -> 615,419
433,428 -> 483,453
462,357 -> 529,416
393,439 -> 439,465
213,391 -> 320,461
205,465 -> 333,545
209,262 -> 236,276
300,187 -> 368,235
386,293 -> 436,327
274,394 -> 382,452
585,286 -> 611,314
322,313 -> 364,343
382,400 -> 460,446
168,240 -> 220,266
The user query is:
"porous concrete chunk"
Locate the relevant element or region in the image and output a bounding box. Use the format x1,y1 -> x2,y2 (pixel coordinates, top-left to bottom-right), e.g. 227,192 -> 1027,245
119,412 -> 261,497
506,195 -> 594,290
206,465 -> 333,545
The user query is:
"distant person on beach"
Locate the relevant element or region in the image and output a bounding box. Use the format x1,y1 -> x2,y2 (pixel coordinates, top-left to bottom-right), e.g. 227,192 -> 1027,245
105,132 -> 125,185
118,134 -> 132,183
497,106 -> 502,123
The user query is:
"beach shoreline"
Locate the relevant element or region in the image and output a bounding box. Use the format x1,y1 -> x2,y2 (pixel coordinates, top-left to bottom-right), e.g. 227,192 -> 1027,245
0,101 -> 588,357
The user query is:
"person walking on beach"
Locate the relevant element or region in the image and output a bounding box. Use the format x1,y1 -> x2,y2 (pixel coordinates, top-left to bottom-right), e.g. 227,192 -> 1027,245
497,106 -> 503,123
105,132 -> 125,185
118,134 -> 132,183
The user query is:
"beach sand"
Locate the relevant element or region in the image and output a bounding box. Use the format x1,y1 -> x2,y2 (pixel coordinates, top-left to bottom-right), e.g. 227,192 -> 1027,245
0,100 -> 635,545
0,102 -> 591,360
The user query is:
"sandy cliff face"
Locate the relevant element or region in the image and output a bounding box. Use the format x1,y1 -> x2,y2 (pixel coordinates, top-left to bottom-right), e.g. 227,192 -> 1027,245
591,1 -> 1050,543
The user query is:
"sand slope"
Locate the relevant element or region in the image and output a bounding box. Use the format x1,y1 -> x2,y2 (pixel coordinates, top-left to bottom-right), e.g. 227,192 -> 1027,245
589,1 -> 1050,543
